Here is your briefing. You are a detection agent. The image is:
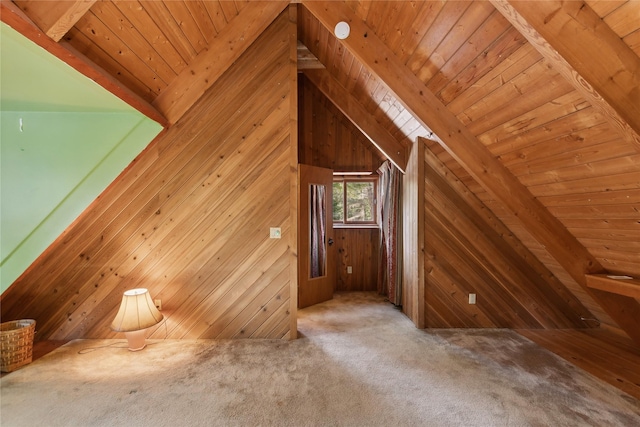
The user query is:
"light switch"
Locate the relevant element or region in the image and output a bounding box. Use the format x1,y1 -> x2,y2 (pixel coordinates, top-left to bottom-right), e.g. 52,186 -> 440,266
270,227 -> 281,239
347,266 -> 352,274
469,293 -> 476,304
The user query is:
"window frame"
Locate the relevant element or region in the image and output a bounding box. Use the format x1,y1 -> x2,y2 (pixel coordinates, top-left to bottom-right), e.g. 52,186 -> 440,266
332,175 -> 378,227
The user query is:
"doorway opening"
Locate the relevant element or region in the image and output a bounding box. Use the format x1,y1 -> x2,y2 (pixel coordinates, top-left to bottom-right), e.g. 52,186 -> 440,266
298,166 -> 395,311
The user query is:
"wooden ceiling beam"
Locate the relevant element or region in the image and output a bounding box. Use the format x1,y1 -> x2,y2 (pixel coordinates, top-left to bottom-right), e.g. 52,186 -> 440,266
491,0 -> 640,152
153,1 -> 289,125
13,0 -> 96,42
586,275 -> 640,300
0,0 -> 168,127
297,40 -> 325,70
302,0 -> 640,345
304,68 -> 408,173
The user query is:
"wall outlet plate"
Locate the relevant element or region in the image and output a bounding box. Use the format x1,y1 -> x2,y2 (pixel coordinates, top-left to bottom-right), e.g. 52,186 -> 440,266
469,293 -> 476,305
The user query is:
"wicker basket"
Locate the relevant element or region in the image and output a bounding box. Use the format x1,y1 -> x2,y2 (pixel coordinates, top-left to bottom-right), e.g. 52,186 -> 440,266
1,319 -> 36,373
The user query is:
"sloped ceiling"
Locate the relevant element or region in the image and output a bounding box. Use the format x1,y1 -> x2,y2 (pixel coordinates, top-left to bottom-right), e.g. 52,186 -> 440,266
2,1 -> 639,343
0,21 -> 162,291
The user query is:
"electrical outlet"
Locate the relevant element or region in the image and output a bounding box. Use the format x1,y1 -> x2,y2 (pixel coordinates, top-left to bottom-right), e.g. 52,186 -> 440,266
347,266 -> 353,274
468,293 -> 476,305
154,299 -> 162,311
270,227 -> 281,239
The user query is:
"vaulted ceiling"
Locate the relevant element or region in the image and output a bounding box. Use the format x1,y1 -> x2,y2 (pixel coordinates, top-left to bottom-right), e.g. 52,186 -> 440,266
2,1 -> 639,344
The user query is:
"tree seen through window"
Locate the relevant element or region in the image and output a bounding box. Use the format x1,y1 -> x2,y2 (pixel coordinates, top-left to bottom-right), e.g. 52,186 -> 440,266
333,179 -> 376,224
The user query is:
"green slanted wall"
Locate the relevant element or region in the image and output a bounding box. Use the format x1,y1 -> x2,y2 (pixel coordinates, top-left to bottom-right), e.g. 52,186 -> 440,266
0,23 -> 162,293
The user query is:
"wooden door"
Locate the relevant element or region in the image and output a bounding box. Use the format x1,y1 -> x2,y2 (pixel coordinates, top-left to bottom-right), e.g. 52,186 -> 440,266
298,164 -> 334,308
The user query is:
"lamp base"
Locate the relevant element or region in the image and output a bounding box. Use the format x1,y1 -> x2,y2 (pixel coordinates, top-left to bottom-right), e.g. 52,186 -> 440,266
124,329 -> 147,351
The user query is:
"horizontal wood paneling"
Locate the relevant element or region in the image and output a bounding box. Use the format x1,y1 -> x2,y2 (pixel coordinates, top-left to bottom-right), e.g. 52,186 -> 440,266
333,228 -> 379,292
1,10 -> 295,341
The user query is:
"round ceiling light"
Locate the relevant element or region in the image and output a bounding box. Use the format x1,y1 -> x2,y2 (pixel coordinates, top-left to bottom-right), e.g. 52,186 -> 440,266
334,21 -> 350,40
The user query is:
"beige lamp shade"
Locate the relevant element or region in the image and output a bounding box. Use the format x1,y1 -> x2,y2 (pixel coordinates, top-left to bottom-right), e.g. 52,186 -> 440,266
111,288 -> 163,332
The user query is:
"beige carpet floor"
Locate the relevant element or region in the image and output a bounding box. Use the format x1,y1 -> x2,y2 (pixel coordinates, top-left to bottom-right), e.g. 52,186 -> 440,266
1,292 -> 639,426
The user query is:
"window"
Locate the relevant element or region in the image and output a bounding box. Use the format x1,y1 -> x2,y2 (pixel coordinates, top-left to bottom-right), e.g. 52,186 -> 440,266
333,178 -> 377,225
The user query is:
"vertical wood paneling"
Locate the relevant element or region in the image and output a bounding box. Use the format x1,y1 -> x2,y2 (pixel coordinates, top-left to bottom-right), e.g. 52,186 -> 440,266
334,228 -> 379,292
288,4 -> 299,339
297,6 -> 429,148
90,1 -> 178,85
298,76 -> 386,172
402,139 -> 424,327
298,75 -> 383,294
112,0 -> 189,68
1,10 -> 295,341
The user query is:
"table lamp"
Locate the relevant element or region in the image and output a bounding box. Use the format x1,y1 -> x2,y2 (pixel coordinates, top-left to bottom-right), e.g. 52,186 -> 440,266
111,288 -> 163,351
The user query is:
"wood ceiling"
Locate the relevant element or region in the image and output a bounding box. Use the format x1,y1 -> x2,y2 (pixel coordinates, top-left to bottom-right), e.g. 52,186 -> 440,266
2,1 -> 639,343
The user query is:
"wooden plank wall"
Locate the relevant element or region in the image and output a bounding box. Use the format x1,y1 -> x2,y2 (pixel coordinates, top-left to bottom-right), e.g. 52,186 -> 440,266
57,0 -> 260,104
298,76 -> 386,173
333,228 -> 379,292
422,141 -> 593,329
401,0 -> 640,334
298,1 -> 639,337
426,134 -> 636,334
298,76 -> 384,293
1,11 -> 296,341
401,138 -> 424,327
